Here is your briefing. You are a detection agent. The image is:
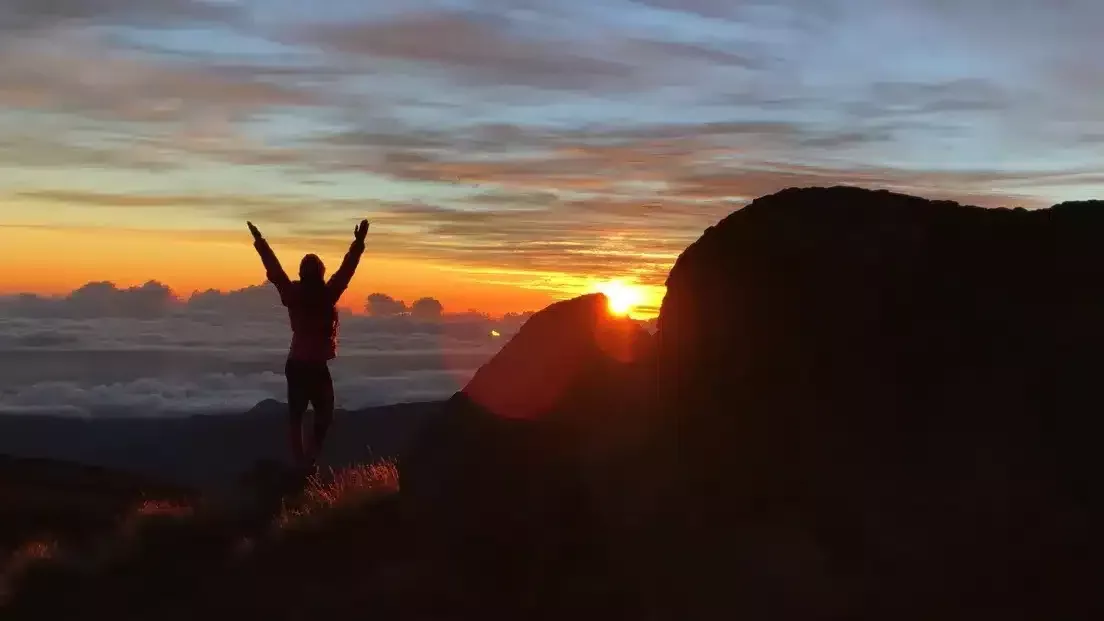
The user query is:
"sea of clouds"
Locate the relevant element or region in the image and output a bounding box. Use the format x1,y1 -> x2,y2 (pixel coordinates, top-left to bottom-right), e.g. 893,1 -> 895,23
0,282 -> 531,417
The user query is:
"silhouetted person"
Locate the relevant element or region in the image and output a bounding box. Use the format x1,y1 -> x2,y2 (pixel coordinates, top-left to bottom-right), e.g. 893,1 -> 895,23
247,219 -> 369,471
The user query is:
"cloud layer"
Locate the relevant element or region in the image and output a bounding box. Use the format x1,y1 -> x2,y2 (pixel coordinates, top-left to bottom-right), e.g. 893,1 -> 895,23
0,281 -> 535,417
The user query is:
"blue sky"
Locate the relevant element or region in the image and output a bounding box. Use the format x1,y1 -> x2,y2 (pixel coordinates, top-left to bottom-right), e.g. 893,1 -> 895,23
1,0 -> 1102,314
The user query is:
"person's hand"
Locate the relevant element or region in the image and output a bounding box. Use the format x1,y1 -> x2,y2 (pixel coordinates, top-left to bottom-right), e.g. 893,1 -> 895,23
354,219 -> 370,242
247,221 -> 263,241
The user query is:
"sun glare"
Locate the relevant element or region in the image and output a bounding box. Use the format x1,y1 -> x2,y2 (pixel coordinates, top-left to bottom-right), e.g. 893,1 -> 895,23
596,279 -> 645,316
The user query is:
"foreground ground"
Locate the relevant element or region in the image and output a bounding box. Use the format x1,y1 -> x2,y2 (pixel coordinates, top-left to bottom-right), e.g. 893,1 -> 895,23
0,458 -> 625,621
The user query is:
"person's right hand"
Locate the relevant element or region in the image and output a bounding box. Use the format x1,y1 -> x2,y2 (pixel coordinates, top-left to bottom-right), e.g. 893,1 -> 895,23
247,221 -> 262,241
354,219 -> 370,242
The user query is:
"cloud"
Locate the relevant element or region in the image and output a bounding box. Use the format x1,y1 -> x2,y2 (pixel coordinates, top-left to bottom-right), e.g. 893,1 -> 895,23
364,293 -> 409,317
0,0 -> 238,34
0,30 -> 318,124
296,10 -> 631,92
366,204 -> 691,287
280,117 -> 1060,289
186,284 -> 283,319
0,27 -> 325,175
16,190 -> 360,226
661,166 -> 1054,208
0,276 -> 652,417
632,0 -> 756,19
293,8 -> 762,93
854,78 -> 1012,117
0,368 -> 470,417
410,297 -> 444,320
0,281 -> 182,318
0,131 -> 180,171
354,117 -> 1100,209
291,9 -> 631,91
0,282 -> 529,416
311,119 -> 888,194
0,282 -> 533,326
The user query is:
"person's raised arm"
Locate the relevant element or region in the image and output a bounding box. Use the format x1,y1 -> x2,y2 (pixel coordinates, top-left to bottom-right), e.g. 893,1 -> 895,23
248,222 -> 292,301
327,219 -> 369,302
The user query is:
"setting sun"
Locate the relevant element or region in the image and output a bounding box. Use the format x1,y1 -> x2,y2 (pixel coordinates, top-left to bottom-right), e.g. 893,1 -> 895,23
595,279 -> 645,316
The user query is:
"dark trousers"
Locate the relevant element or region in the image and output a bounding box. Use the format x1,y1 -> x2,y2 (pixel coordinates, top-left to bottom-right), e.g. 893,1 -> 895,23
285,359 -> 335,467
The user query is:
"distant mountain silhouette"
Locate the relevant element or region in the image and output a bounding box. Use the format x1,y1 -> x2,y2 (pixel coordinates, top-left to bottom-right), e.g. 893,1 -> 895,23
0,401 -> 439,489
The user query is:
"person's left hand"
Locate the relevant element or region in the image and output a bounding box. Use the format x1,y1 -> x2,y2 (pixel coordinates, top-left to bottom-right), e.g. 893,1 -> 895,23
354,219 -> 370,242
247,221 -> 263,241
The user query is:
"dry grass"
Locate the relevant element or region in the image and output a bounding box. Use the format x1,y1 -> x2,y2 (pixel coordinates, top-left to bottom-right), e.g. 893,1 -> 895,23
0,540 -> 58,605
1,461 -> 403,615
115,498 -> 196,543
276,460 -> 400,530
3,541 -> 58,567
132,499 -> 195,519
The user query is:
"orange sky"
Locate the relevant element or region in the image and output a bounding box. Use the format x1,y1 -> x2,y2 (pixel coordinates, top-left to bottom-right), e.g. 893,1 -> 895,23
0,225 -> 645,317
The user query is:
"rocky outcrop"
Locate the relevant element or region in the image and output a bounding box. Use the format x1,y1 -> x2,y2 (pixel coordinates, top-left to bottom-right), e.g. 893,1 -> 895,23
656,186 -> 1102,619
464,293 -> 653,422
401,185 -> 1103,618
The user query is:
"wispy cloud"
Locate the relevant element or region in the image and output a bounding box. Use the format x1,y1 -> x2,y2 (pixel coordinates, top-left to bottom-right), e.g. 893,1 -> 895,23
0,30 -> 317,121
295,10 -> 633,92
0,0 -> 239,34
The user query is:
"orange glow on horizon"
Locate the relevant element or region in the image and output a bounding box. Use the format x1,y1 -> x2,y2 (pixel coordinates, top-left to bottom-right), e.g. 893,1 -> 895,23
0,225 -> 559,317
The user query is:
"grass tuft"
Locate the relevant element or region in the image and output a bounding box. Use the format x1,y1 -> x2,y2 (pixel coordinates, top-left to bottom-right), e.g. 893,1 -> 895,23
276,460 -> 400,531
133,499 -> 195,519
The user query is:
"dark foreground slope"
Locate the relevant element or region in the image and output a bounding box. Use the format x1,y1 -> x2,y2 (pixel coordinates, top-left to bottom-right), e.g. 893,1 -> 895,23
0,457 -> 193,556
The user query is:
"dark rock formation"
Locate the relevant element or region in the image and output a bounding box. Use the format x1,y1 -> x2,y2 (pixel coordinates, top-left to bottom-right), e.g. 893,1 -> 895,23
464,293 -> 653,423
400,294 -> 657,604
656,186 -> 1102,619
402,185 -> 1103,619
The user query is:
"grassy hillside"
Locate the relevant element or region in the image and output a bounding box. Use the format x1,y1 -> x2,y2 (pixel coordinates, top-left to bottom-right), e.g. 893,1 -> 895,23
2,460 -> 394,617
1,457 -> 613,620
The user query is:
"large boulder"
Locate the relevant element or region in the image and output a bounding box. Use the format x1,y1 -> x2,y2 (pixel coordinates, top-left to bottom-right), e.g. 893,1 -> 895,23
655,186 -> 1102,619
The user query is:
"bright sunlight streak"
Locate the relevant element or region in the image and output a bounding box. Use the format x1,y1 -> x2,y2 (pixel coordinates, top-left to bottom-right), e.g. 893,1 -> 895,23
595,279 -> 645,316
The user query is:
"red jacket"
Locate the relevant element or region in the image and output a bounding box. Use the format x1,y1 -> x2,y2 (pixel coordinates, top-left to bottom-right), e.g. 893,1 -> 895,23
254,238 -> 365,362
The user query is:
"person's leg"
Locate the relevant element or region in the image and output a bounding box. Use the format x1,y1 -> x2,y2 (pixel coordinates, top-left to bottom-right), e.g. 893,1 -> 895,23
285,359 -> 310,467
305,363 -> 335,466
